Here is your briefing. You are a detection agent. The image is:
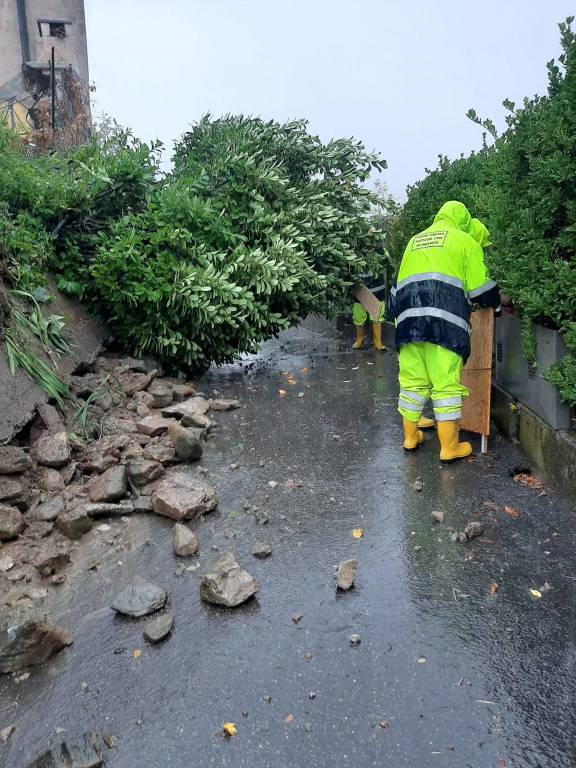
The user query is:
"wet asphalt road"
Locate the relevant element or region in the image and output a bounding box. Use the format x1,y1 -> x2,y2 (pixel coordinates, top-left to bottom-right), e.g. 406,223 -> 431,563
2,318 -> 576,768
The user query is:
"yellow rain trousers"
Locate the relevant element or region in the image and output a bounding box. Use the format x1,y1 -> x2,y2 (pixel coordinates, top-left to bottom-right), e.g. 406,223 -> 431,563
352,302 -> 385,325
398,342 -> 468,423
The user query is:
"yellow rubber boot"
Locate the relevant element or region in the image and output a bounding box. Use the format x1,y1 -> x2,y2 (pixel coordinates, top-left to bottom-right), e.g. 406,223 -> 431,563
437,421 -> 472,462
417,416 -> 435,430
372,322 -> 386,351
352,326 -> 364,349
403,418 -> 424,451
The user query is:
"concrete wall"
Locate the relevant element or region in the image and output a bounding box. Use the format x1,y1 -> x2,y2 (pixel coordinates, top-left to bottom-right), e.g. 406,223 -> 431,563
0,1 -> 24,89
0,0 -> 89,91
26,0 -> 89,82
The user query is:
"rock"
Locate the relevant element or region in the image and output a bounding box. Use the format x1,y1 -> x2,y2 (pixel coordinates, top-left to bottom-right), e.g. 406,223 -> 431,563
349,634 -> 362,646
133,496 -> 154,513
0,475 -> 30,509
255,509 -> 269,525
70,372 -> 103,397
143,437 -> 176,464
119,370 -> 156,396
0,605 -> 73,673
413,480 -> 424,492
152,472 -> 218,521
336,559 -> 358,590
136,416 -> 174,438
25,521 -> 54,539
143,611 -> 173,643
456,531 -> 467,543
0,505 -> 25,540
60,462 -> 77,486
27,734 -> 103,768
431,510 -> 445,523
33,431 -> 71,468
292,613 -> 303,624
210,398 -> 241,411
34,548 -> 71,577
0,724 -> 16,742
172,383 -> 195,402
30,495 -> 65,522
161,396 -> 210,421
88,465 -> 128,503
200,551 -> 259,607
37,403 -> 65,431
251,542 -> 272,559
56,509 -> 93,540
0,446 -> 32,475
148,383 -> 174,409
38,467 -> 65,493
464,521 -> 484,540
167,423 -> 204,462
81,452 -> 118,474
112,576 -> 168,617
84,501 -> 134,518
127,459 -> 165,489
101,416 -> 137,436
181,412 -> 212,430
123,442 -> 144,460
172,523 -> 199,557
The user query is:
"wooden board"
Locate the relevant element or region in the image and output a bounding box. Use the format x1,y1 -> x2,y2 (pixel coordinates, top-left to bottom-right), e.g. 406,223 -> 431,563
353,285 -> 382,320
461,309 -> 494,445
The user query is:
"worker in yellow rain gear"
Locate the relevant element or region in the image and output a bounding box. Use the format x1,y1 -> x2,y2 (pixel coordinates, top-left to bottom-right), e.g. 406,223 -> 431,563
387,202 -> 500,461
352,275 -> 387,351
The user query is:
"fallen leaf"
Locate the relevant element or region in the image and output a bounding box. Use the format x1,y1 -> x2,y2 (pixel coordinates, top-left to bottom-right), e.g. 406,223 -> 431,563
352,366 -> 360,371
341,380 -> 352,383
222,722 -> 237,738
285,714 -> 295,724
378,719 -> 389,729
287,376 -> 297,385
248,387 -> 257,394
297,392 -> 305,398
285,479 -> 303,489
513,473 -> 544,491
300,367 -> 309,373
278,389 -> 287,397
489,581 -> 498,595
417,656 -> 427,664
352,528 -> 364,539
503,505 -> 521,519
529,589 -> 542,598
132,649 -> 142,659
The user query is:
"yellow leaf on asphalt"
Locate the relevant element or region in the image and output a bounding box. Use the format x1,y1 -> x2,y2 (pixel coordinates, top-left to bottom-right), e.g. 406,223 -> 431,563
529,589 -> 542,598
352,528 -> 364,539
285,714 -> 295,724
278,389 -> 287,397
132,649 -> 142,659
222,722 -> 237,738
300,367 -> 309,373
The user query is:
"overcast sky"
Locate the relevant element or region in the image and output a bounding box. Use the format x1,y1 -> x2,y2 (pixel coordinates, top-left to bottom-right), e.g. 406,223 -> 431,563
85,0 -> 574,199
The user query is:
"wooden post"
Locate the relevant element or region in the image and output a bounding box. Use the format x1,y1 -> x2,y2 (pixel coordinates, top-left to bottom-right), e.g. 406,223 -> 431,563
460,308 -> 494,453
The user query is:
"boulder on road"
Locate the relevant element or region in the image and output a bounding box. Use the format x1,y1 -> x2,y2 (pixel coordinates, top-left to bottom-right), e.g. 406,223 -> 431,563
161,396 -> 210,421
112,576 -> 168,618
143,611 -> 173,644
172,523 -> 199,557
200,551 -> 259,607
336,559 -> 358,590
33,431 -> 71,468
168,423 -> 204,462
210,398 -> 241,411
88,465 -> 128,503
30,495 -> 65,522
152,472 -> 218,521
0,505 -> 25,540
55,508 -> 93,540
0,605 -> 72,673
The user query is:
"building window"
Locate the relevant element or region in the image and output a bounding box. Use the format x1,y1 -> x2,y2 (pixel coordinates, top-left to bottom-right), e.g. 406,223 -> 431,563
38,20 -> 71,39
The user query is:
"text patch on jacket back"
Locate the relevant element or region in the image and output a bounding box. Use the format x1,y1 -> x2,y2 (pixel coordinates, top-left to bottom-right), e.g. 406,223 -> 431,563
411,231 -> 448,251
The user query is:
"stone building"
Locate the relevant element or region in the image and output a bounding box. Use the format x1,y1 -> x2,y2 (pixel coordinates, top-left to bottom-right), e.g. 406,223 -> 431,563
0,0 -> 89,134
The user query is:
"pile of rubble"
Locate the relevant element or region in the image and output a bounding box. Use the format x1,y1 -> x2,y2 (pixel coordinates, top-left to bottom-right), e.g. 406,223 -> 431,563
0,355 -> 241,673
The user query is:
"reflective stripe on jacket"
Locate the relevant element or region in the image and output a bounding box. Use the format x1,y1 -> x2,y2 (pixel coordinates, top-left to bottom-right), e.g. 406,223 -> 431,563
387,201 -> 500,362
